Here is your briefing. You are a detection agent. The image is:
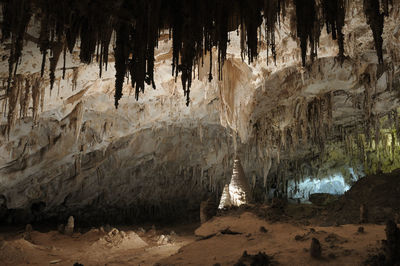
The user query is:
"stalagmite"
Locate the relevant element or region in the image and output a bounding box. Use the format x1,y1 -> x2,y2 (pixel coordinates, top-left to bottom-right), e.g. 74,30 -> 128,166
218,184 -> 232,209
64,216 -> 74,236
310,238 -> 322,258
383,220 -> 400,265
228,155 -> 252,206
23,224 -> 32,241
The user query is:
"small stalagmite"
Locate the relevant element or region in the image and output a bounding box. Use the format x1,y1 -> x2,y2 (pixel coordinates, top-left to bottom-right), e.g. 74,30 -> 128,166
23,224 -> 32,241
64,216 -> 74,236
310,237 -> 322,258
218,184 -> 232,209
383,220 -> 400,265
228,155 -> 252,207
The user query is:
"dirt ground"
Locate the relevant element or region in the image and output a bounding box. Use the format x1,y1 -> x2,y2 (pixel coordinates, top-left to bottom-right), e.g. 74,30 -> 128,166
159,212 -> 390,266
0,211 -> 393,266
0,224 -> 196,266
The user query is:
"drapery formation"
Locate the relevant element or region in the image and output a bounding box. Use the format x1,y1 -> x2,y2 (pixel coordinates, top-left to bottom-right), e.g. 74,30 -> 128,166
0,0 -> 394,111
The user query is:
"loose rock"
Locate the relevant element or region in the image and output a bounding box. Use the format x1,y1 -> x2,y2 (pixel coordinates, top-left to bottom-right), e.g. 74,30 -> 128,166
234,251 -> 272,266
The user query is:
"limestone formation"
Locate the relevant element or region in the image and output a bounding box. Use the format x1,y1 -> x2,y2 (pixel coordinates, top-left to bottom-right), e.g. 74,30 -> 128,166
157,235 -> 172,245
200,197 -> 217,224
23,224 -> 32,241
228,156 -> 252,207
64,216 -> 74,236
218,184 -> 231,209
310,238 -> 322,258
383,220 -> 400,265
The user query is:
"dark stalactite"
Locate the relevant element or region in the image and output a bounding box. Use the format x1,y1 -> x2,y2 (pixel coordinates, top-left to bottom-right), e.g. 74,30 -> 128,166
114,23 -> 129,109
49,40 -> 63,90
264,0 -> 285,64
322,0 -> 345,60
2,0 -> 32,93
363,0 -> 386,64
295,0 -> 319,67
0,0 -> 395,110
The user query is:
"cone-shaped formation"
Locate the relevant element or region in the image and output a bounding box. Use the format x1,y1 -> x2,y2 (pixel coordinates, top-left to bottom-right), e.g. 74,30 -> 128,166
229,156 -> 252,206
218,184 -> 232,209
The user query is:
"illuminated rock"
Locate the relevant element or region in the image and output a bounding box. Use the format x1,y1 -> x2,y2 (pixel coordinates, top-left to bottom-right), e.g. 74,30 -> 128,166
228,156 -> 252,207
218,184 -> 232,209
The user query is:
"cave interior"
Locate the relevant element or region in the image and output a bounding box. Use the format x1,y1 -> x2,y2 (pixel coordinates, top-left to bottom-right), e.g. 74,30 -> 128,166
0,0 -> 400,265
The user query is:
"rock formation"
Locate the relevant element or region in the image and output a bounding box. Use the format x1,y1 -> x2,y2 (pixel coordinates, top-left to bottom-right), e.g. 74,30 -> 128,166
310,238 -> 322,258
200,197 -> 217,223
218,184 -> 232,209
229,156 -> 252,207
383,220 -> 400,265
64,216 -> 74,236
23,224 -> 32,241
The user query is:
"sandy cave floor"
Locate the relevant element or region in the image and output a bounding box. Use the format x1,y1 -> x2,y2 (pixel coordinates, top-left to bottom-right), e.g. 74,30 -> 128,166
0,209 -> 394,266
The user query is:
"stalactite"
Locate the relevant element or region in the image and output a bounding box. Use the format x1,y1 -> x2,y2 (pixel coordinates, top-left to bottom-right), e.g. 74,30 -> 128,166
363,0 -> 387,64
49,40 -> 64,90
6,74 -> 23,136
0,0 -> 397,127
263,0 -> 285,64
294,0 -> 319,66
263,156 -> 272,187
374,115 -> 381,150
2,0 -> 32,91
322,0 -> 346,59
19,77 -> 30,118
31,74 -> 42,122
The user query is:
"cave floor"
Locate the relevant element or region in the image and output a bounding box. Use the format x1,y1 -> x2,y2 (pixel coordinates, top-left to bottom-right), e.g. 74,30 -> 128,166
0,210 -> 391,266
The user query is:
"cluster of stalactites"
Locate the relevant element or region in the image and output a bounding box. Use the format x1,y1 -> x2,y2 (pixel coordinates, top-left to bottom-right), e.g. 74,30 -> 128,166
1,73 -> 44,136
0,0 -> 394,110
254,92 -> 334,158
363,0 -> 393,64
340,108 -> 400,174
